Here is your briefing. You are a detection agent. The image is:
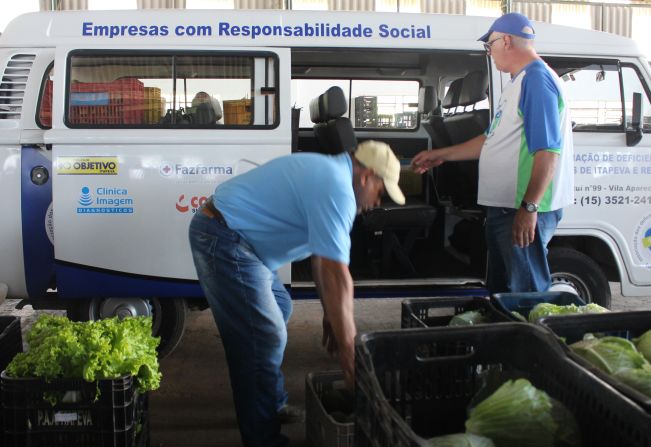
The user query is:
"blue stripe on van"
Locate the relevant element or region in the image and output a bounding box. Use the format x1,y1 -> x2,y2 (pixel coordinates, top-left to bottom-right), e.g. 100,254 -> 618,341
21,146 -> 55,299
55,261 -> 204,298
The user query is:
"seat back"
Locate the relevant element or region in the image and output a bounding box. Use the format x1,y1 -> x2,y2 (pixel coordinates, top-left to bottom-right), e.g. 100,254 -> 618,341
418,86 -> 450,149
444,71 -> 489,145
309,86 -> 356,154
440,71 -> 490,208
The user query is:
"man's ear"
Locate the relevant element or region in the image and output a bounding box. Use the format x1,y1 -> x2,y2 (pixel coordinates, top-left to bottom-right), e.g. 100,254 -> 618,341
359,168 -> 373,187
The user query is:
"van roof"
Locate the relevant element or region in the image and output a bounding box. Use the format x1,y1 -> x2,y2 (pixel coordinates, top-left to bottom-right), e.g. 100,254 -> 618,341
0,9 -> 641,57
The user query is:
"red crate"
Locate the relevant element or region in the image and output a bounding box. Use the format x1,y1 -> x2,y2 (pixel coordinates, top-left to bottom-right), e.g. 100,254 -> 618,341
69,79 -> 144,126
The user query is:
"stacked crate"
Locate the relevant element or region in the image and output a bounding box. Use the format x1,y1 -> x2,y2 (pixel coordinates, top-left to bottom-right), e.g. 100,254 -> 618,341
223,99 -> 251,125
354,96 -> 378,128
69,78 -> 144,125
143,87 -> 162,124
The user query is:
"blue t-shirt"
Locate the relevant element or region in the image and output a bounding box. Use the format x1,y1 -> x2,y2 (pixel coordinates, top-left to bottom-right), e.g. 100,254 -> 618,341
213,152 -> 356,271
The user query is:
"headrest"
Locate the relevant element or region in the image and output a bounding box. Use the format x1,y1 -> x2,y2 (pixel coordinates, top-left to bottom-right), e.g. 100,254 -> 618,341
458,71 -> 488,106
442,78 -> 463,109
309,86 -> 348,123
418,86 -> 437,114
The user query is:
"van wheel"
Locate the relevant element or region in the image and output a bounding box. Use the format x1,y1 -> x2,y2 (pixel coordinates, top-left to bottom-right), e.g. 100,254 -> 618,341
68,297 -> 187,359
547,247 -> 611,308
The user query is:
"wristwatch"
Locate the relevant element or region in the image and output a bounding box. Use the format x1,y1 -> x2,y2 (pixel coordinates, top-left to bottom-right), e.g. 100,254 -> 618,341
521,200 -> 539,213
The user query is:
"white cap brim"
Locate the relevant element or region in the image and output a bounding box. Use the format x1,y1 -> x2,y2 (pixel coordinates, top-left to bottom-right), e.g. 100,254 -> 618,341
385,181 -> 406,205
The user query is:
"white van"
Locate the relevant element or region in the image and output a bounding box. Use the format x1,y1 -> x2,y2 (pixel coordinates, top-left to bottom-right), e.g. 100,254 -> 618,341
1,9 -> 650,354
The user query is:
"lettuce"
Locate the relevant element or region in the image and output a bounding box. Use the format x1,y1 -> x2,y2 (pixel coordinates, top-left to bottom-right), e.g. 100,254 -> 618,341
634,329 -> 651,363
570,336 -> 648,375
427,433 -> 494,447
449,310 -> 488,326
6,314 -> 161,393
528,302 -> 609,323
613,365 -> 651,398
465,379 -> 557,447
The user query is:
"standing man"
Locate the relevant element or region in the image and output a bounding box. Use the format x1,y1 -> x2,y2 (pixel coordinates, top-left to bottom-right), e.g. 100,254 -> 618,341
189,141 -> 404,447
412,12 -> 573,294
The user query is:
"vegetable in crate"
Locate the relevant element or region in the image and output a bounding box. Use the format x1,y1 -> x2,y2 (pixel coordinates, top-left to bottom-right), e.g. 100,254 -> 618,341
613,365 -> 651,398
449,310 -> 488,326
634,329 -> 651,362
570,335 -> 648,375
465,378 -> 581,447
528,302 -> 608,323
427,433 -> 494,447
6,314 -> 161,393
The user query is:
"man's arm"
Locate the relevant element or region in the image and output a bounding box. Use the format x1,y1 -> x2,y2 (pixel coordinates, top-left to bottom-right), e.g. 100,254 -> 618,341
512,150 -> 558,247
411,134 -> 486,174
311,255 -> 356,388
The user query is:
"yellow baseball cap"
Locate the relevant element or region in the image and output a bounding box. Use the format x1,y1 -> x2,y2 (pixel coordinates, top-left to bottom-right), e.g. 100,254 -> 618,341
354,140 -> 405,205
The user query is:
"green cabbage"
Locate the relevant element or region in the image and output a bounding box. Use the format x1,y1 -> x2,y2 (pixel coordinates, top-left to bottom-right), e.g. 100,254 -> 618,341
570,336 -> 648,374
465,379 -> 559,447
7,314 -> 161,393
613,365 -> 651,398
634,329 -> 651,363
449,310 -> 488,326
427,433 -> 495,447
528,303 -> 581,322
528,302 -> 609,323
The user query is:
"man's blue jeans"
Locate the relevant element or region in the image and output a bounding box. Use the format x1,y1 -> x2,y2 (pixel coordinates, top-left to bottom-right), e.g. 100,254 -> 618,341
485,207 -> 562,294
188,210 -> 292,447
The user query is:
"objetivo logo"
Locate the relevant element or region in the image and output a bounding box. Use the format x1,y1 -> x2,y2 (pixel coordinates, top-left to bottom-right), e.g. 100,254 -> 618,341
79,187 -> 93,206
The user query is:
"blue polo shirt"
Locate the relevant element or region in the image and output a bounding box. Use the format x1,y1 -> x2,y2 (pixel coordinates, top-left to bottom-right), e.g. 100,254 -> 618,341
213,152 -> 356,271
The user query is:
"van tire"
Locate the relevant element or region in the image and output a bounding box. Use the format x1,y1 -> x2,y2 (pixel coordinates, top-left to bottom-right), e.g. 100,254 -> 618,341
547,247 -> 611,308
68,297 -> 187,359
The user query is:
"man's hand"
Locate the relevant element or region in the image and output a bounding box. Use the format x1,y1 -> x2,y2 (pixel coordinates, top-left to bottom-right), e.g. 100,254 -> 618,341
411,149 -> 446,173
512,208 -> 537,247
322,316 -> 338,355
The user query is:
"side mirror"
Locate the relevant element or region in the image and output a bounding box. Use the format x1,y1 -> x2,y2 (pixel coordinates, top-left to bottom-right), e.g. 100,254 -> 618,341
626,92 -> 643,147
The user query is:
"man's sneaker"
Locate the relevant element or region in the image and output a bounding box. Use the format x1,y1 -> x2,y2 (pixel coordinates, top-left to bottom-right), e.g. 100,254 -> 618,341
277,404 -> 305,424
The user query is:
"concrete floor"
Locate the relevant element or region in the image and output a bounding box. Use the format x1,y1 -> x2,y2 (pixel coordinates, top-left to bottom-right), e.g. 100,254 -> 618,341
2,285 -> 651,447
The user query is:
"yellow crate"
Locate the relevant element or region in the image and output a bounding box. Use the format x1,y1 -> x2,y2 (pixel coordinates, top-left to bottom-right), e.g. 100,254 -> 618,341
223,99 -> 251,125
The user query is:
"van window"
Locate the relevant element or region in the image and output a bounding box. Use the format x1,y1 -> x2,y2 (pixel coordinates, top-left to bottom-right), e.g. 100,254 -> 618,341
621,64 -> 651,132
547,60 -> 622,132
66,52 -> 278,128
37,65 -> 53,129
291,78 -> 419,129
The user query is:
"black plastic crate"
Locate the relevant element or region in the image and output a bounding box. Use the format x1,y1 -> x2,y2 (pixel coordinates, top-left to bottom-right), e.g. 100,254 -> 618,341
491,291 -> 586,321
0,317 -> 22,373
1,372 -> 147,447
355,323 -> 651,447
539,311 -> 651,413
400,296 -> 506,328
306,371 -> 354,447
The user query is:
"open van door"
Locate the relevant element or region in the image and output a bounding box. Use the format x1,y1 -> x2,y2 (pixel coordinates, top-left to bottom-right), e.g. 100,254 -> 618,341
46,45 -> 290,356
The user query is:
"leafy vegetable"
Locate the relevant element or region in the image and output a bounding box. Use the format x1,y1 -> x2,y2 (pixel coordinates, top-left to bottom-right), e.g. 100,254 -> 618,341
449,311 -> 488,326
613,365 -> 651,398
465,378 -> 580,447
634,329 -> 651,363
528,303 -> 581,322
7,314 -> 161,393
570,336 -> 648,375
528,302 -> 608,323
427,433 -> 495,447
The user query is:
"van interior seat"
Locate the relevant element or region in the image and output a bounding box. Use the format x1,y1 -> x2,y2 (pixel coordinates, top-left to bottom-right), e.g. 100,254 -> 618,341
439,71 -> 490,208
309,86 -> 356,154
418,86 -> 451,149
444,70 -> 490,144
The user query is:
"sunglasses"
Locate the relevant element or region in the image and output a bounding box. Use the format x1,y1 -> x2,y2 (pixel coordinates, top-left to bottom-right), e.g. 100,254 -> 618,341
483,36 -> 505,53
